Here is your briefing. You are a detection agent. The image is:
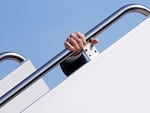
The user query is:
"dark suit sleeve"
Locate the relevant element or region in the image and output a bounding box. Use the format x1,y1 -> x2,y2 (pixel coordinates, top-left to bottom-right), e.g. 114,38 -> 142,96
60,54 -> 87,76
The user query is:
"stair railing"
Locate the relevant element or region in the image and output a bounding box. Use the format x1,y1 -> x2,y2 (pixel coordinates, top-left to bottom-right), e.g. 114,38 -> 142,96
1,4 -> 150,106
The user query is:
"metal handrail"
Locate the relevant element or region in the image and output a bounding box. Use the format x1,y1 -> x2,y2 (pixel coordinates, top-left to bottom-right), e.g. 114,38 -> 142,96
0,52 -> 27,63
0,4 -> 150,106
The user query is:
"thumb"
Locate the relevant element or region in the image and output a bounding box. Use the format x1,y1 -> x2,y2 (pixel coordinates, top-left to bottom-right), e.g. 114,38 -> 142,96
90,37 -> 99,45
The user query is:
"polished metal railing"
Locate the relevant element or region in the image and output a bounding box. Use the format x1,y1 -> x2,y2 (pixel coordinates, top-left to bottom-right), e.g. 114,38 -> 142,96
0,52 -> 27,63
0,4 -> 150,106
0,52 -> 27,100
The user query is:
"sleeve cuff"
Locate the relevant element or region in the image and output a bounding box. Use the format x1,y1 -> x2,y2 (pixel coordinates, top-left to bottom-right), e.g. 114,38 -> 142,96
64,53 -> 82,63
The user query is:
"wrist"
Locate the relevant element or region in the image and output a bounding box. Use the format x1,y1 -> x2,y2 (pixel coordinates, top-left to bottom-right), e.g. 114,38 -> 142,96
64,53 -> 82,63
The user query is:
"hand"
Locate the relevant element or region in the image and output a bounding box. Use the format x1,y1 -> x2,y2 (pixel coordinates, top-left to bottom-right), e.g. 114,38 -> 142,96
65,32 -> 99,55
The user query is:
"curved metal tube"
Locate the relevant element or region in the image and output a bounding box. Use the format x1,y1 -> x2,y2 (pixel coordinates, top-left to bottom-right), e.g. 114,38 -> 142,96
85,4 -> 150,41
1,4 -> 150,106
0,52 -> 27,63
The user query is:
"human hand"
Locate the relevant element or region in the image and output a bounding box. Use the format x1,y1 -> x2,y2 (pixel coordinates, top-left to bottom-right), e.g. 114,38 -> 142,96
65,32 -> 99,56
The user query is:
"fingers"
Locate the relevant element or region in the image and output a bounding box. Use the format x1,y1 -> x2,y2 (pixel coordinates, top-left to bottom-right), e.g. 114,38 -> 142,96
76,32 -> 86,46
90,37 -> 99,45
65,32 -> 86,54
65,32 -> 99,55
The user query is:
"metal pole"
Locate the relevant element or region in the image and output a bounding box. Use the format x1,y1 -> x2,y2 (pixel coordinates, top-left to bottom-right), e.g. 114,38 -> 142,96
0,52 -> 27,63
1,4 -> 150,106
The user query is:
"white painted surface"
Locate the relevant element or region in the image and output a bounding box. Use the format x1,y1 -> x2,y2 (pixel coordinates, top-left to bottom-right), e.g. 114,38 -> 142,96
83,43 -> 100,60
0,60 -> 36,96
22,17 -> 150,113
0,60 -> 49,113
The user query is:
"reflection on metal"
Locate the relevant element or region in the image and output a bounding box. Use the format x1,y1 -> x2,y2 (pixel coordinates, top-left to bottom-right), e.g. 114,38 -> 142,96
0,52 -> 27,63
1,4 -> 150,106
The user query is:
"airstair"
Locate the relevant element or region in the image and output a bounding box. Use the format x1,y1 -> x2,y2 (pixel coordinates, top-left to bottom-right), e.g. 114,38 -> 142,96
0,4 -> 150,113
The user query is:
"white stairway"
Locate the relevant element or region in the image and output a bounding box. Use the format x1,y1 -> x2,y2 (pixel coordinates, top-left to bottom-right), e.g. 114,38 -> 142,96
0,60 -> 49,113
20,17 -> 150,113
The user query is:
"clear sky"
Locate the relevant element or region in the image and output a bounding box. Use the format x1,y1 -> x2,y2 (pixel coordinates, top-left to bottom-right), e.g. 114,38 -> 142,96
0,0 -> 150,89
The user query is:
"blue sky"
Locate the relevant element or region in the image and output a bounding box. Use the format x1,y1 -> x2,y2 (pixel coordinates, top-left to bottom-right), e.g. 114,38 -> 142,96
0,0 -> 150,89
